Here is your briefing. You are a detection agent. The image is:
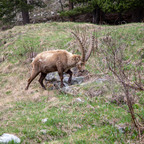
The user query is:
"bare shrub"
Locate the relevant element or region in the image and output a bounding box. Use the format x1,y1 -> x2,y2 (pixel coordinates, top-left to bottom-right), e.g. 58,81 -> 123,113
98,33 -> 144,141
14,37 -> 41,63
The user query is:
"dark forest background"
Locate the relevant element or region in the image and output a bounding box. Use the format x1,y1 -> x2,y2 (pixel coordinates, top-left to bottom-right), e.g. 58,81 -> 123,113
0,0 -> 144,29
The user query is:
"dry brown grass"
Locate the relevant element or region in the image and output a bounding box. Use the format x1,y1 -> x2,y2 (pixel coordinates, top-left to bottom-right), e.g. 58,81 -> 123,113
0,60 -> 57,111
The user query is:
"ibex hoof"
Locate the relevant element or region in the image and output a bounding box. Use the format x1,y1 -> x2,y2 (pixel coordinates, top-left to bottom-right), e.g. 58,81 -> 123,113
43,87 -> 47,90
68,80 -> 71,84
60,84 -> 65,88
25,87 -> 28,90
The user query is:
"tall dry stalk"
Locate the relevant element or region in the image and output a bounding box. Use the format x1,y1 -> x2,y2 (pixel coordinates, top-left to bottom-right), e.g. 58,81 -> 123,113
98,35 -> 144,141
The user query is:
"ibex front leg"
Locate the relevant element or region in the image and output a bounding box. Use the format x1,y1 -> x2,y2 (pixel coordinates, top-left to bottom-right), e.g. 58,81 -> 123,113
39,72 -> 47,90
56,61 -> 64,88
66,69 -> 72,84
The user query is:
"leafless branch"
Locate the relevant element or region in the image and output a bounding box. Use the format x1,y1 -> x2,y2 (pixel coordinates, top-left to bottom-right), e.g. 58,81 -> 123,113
99,35 -> 144,140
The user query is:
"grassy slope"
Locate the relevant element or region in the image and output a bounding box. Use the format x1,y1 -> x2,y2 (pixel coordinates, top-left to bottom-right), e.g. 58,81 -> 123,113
0,22 -> 144,144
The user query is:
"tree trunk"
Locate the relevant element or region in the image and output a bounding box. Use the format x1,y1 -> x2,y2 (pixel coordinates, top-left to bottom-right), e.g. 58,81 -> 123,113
69,0 -> 75,22
59,0 -> 64,11
69,0 -> 73,10
21,9 -> 30,24
100,11 -> 105,24
118,13 -> 122,24
132,8 -> 143,22
21,0 -> 30,25
58,0 -> 64,22
93,6 -> 100,24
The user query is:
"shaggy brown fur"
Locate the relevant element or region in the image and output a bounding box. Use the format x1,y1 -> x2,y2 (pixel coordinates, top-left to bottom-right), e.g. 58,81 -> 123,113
25,50 -> 84,90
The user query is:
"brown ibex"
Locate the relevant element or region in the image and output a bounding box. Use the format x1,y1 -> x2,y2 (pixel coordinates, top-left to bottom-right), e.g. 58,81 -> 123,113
25,32 -> 94,90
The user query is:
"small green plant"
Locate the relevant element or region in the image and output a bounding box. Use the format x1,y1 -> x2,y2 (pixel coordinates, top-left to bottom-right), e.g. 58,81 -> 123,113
6,90 -> 12,95
15,36 -> 40,59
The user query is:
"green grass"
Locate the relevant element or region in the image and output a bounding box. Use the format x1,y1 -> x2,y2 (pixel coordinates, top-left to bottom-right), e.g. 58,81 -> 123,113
1,22 -> 144,66
0,93 -> 133,144
0,22 -> 144,143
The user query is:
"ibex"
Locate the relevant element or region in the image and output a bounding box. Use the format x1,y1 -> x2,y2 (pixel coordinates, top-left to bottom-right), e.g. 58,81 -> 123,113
25,32 -> 94,90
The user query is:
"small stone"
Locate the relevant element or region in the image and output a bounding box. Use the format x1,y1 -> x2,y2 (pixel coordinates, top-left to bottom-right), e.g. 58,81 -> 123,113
40,129 -> 47,135
41,118 -> 48,123
87,104 -> 94,109
51,11 -> 54,15
75,98 -> 84,103
115,123 -> 129,133
115,125 -> 125,133
0,133 -> 21,143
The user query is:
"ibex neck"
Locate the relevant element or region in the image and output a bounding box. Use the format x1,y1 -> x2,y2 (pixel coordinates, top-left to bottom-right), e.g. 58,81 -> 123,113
67,55 -> 77,67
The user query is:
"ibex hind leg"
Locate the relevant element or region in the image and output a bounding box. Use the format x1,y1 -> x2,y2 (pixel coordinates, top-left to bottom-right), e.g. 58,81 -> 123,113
58,72 -> 64,88
25,70 -> 40,90
39,72 -> 47,90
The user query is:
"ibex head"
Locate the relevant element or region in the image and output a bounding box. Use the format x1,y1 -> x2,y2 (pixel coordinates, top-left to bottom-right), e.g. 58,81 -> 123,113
72,32 -> 94,72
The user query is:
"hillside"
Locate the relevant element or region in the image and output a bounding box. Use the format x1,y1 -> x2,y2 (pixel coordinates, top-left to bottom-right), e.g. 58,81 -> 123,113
0,22 -> 144,144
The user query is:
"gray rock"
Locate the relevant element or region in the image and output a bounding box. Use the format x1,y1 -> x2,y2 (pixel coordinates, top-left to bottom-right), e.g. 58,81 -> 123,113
41,118 -> 48,123
115,125 -> 125,133
60,77 -> 108,96
51,11 -> 54,15
45,72 -> 60,82
0,133 -> 21,143
115,124 -> 129,133
63,76 -> 84,85
75,98 -> 84,103
45,72 -> 85,89
61,85 -> 81,96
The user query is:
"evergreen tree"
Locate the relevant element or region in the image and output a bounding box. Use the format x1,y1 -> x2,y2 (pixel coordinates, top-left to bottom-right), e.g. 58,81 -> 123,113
99,0 -> 144,22
0,0 -> 46,25
60,0 -> 144,23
